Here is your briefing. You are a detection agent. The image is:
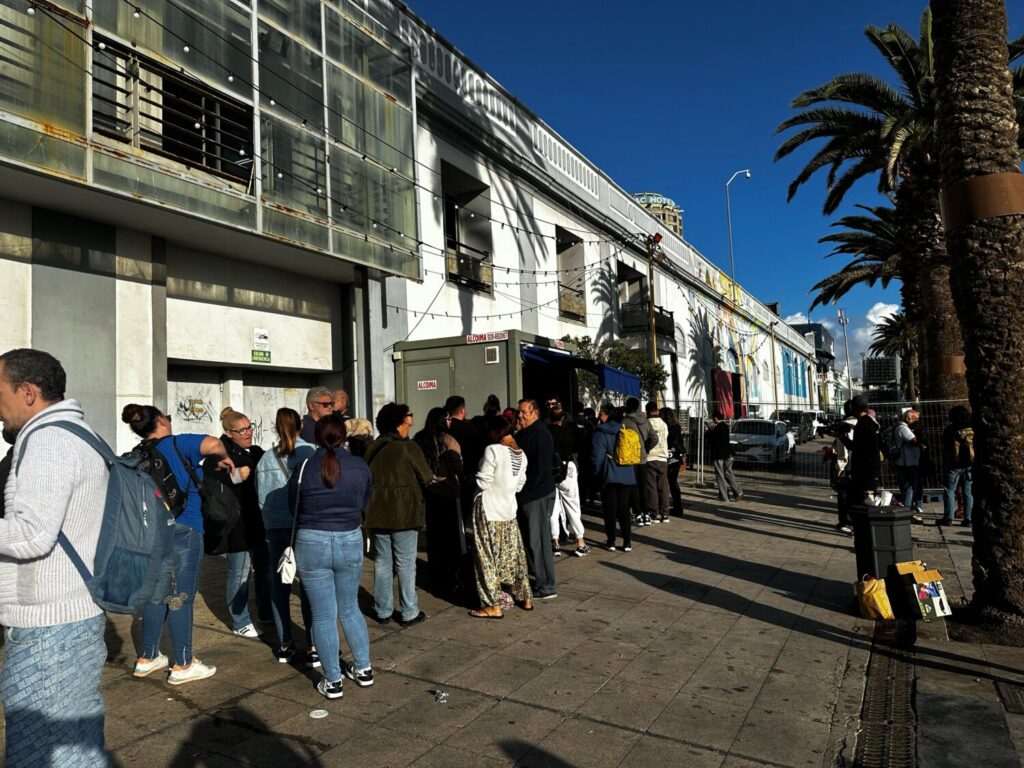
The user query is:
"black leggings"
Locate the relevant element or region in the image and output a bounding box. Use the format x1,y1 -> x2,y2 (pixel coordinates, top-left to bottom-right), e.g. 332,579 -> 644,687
602,483 -> 632,547
667,460 -> 684,515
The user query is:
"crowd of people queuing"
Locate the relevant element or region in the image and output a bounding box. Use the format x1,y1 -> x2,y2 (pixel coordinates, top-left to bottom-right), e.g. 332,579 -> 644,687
823,395 -> 975,533
0,347 -> 691,766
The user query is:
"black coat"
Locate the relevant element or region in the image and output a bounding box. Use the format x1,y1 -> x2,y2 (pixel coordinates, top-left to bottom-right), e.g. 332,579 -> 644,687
204,437 -> 265,553
707,422 -> 731,462
517,419 -> 555,504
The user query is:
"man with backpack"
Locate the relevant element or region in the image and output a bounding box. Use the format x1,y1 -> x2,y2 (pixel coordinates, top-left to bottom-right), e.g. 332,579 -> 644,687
939,405 -> 974,527
0,348 -> 111,767
623,397 -> 657,525
707,411 -> 743,502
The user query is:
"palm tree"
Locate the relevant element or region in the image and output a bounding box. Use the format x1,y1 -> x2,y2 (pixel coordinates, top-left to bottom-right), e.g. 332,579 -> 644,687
810,203 -> 901,310
776,11 -> 974,400
933,0 -> 1024,625
868,312 -> 919,400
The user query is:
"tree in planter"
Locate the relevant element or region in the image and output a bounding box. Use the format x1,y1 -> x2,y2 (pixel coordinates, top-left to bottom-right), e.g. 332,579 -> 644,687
933,0 -> 1024,627
868,312 -> 921,401
561,335 -> 669,404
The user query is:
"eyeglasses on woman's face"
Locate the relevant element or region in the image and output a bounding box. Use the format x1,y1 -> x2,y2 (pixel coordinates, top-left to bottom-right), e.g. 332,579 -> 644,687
228,424 -> 254,435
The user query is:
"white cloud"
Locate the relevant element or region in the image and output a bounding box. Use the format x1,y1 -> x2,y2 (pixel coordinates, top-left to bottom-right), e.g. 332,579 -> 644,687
783,312 -> 808,325
818,318 -> 837,333
866,301 -> 899,325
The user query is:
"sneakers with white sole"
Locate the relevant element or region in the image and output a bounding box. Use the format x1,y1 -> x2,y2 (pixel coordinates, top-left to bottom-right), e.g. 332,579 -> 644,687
233,623 -> 261,639
133,653 -> 169,678
343,661 -> 374,688
167,659 -> 217,685
317,678 -> 344,699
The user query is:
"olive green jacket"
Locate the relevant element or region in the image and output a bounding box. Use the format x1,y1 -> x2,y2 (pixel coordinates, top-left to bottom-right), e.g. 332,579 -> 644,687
363,435 -> 433,530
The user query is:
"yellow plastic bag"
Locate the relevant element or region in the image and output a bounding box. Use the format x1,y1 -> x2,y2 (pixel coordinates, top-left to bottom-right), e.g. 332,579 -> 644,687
856,575 -> 895,620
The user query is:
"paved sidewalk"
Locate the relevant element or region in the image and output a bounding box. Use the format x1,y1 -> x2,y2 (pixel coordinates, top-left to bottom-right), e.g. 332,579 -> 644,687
9,484 -> 1019,766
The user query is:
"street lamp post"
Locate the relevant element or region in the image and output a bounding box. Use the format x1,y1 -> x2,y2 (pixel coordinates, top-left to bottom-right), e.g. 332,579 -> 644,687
837,308 -> 853,399
645,233 -> 663,367
725,169 -> 751,302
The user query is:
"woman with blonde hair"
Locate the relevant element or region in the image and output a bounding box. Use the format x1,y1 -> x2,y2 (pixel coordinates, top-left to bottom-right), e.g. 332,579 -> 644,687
207,407 -> 269,639
256,408 -> 317,664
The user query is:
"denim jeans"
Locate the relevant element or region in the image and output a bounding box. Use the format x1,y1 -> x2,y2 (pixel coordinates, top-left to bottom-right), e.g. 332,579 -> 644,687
265,528 -> 313,647
141,523 -> 203,666
372,528 -> 420,622
295,527 -> 371,683
943,467 -> 974,522
225,550 -> 254,630
898,465 -> 923,511
1,615 -> 108,767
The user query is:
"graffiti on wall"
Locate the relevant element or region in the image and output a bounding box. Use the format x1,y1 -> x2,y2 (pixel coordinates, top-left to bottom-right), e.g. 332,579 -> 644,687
176,398 -> 214,423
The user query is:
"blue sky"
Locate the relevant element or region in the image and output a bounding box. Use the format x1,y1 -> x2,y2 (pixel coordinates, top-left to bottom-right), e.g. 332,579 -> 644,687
406,1 -> 1022,372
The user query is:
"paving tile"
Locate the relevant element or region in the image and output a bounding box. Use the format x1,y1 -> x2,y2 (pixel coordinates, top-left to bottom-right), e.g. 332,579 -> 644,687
619,735 -> 725,768
730,708 -> 832,768
648,692 -> 750,751
318,724 -> 434,767
508,664 -> 611,713
575,677 -> 675,731
377,687 -> 497,743
409,744 -> 512,768
447,651 -> 548,698
518,716 -> 641,768
504,628 -> 587,665
443,700 -> 565,763
391,640 -> 495,684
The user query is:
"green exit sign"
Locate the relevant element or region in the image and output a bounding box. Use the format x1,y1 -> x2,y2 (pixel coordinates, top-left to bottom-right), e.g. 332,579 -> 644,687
251,350 -> 271,364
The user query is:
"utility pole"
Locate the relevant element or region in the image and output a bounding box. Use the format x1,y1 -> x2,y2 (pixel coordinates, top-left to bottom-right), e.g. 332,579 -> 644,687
645,233 -> 663,366
837,308 -> 853,399
725,169 -> 751,304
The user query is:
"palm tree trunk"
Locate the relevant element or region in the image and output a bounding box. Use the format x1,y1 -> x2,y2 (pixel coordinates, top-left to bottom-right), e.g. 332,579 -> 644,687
907,346 -> 919,401
933,0 -> 1024,625
895,173 -> 969,401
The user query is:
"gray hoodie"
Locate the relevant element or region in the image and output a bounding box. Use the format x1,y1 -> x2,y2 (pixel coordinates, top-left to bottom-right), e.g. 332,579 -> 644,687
0,400 -> 107,628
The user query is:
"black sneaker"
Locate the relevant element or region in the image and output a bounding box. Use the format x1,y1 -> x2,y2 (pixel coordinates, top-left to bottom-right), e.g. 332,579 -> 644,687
343,661 -> 374,688
396,611 -> 426,628
276,644 -> 296,664
936,518 -> 954,526
317,678 -> 343,700
961,519 -> 972,527
574,545 -> 590,557
553,546 -> 564,558
306,650 -> 321,669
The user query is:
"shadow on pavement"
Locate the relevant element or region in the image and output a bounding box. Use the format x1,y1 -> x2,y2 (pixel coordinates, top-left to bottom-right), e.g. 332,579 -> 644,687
167,707 -> 324,767
501,739 -> 577,767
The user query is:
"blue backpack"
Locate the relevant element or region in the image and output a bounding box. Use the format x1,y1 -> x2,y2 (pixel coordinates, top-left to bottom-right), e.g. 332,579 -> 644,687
16,421 -> 179,614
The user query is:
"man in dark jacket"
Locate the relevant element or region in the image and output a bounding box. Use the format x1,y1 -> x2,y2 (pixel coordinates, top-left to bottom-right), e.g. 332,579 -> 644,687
707,411 -> 743,502
844,395 -> 880,506
515,399 -> 557,599
301,386 -> 335,443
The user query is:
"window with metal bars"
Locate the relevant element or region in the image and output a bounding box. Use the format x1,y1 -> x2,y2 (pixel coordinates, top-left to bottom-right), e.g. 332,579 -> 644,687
91,36 -> 254,186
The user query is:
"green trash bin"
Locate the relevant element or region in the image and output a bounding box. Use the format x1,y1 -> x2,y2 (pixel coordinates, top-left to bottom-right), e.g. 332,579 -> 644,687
850,505 -> 914,579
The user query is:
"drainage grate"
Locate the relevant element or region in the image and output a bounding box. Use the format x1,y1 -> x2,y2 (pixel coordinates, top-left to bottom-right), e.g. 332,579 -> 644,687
995,681 -> 1024,714
854,620 -> 917,768
914,542 -> 945,549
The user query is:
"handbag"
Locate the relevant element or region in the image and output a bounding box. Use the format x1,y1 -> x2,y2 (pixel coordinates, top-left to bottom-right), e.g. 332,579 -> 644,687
278,459 -> 309,585
172,439 -> 241,555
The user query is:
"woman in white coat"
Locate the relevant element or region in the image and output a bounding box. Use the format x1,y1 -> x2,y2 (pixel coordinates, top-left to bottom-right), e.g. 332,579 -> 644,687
469,416 -> 533,618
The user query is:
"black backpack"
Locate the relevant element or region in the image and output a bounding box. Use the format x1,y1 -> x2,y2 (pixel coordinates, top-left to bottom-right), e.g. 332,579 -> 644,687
128,439 -> 186,518
171,439 -> 241,555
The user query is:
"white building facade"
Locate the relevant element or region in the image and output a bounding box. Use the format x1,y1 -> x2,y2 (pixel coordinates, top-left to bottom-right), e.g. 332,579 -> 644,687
0,0 -> 815,451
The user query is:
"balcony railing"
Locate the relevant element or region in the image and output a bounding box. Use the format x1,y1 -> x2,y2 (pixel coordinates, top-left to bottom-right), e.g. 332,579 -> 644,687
446,240 -> 493,292
621,301 -> 675,337
558,284 -> 586,322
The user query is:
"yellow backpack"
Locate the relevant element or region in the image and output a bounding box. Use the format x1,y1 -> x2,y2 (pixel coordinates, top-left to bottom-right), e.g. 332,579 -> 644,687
614,425 -> 642,466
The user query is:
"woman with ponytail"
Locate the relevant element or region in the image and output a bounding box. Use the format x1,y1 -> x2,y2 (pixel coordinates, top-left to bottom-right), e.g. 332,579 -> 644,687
255,408 -> 316,664
121,404 -> 233,685
289,413 -> 375,699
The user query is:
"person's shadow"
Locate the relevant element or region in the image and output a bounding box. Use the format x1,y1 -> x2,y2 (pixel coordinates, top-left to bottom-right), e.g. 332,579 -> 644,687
168,707 -> 323,767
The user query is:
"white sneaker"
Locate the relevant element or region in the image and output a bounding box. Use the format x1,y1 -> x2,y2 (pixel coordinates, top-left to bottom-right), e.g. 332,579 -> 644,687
133,653 -> 169,678
167,659 -> 217,685
233,623 -> 261,639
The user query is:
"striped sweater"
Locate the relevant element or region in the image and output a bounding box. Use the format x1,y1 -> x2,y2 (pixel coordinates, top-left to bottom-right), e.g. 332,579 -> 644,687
0,400 -> 107,628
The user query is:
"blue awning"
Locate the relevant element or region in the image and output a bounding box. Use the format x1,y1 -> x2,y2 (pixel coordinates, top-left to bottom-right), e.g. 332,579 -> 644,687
596,364 -> 641,397
519,345 -> 640,397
